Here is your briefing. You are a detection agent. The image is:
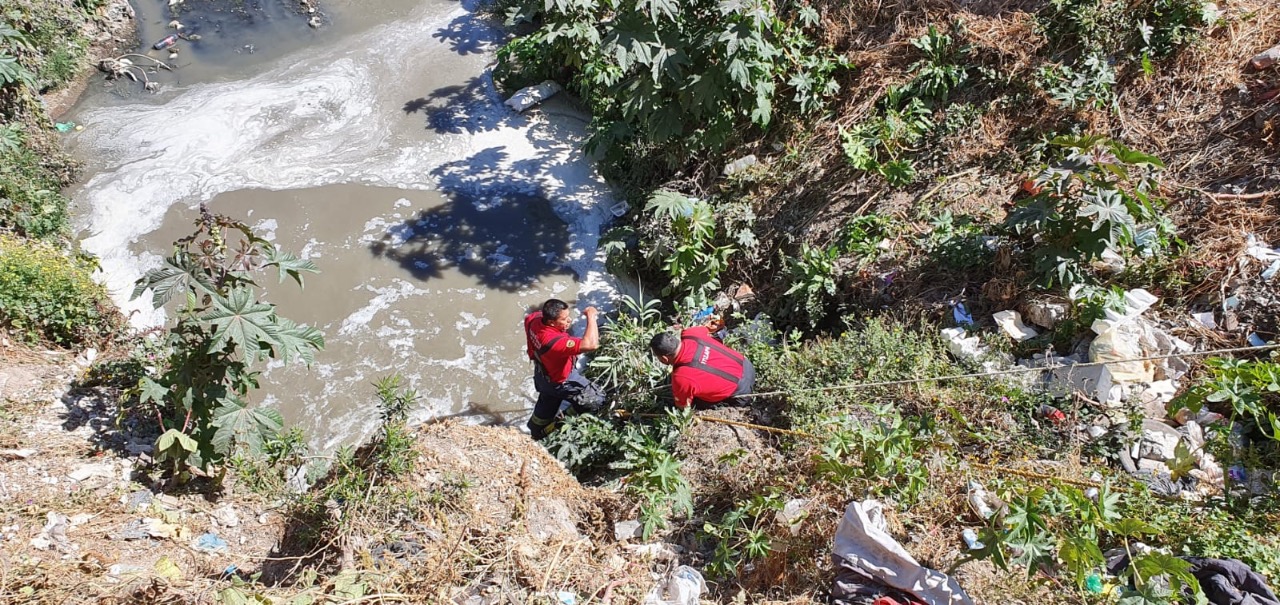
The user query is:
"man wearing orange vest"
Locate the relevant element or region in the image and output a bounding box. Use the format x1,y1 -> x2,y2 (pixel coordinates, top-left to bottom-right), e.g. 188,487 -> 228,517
523,299 -> 605,439
649,322 -> 755,409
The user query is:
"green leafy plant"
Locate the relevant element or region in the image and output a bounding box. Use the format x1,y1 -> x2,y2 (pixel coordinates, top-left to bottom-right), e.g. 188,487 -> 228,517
1003,135 -> 1174,288
783,243 -> 839,328
131,207 -> 323,476
922,210 -> 992,270
638,190 -> 750,299
839,87 -> 934,187
586,293 -> 667,409
1173,357 -> 1280,441
0,22 -> 35,89
1038,52 -> 1117,111
0,234 -> 120,346
907,24 -> 969,100
496,0 -> 845,157
703,491 -> 784,578
814,406 -> 933,504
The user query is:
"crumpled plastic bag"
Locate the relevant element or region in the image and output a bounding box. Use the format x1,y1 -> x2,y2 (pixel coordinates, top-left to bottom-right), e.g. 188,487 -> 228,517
504,80 -> 562,113
833,500 -> 973,605
643,565 -> 704,605
1088,289 -> 1158,384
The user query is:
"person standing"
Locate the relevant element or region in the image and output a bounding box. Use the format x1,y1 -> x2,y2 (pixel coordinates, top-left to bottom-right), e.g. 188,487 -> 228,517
649,321 -> 754,409
523,299 -> 605,439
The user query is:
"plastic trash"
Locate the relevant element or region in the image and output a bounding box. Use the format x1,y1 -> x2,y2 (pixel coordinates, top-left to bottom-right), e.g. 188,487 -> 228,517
54,122 -> 75,133
1090,319 -> 1153,384
1191,311 -> 1217,329
643,565 -> 704,605
504,80 -> 562,113
556,591 -> 577,605
1038,404 -> 1066,425
966,481 -> 995,520
192,533 -> 228,552
1228,464 -> 1247,484
609,201 -> 629,217
723,154 -> 758,176
951,302 -> 973,326
961,528 -> 984,551
1085,574 -> 1104,594
153,35 -> 178,51
1252,43 -> 1280,70
1249,333 -> 1268,347
1264,259 -> 1280,281
834,500 -> 974,605
993,310 -> 1038,341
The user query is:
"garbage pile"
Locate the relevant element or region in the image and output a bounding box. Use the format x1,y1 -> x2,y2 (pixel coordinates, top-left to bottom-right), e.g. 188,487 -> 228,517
940,276 -> 1278,499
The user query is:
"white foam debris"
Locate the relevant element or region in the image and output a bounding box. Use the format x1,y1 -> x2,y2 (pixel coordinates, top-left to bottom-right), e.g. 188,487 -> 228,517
253,218 -> 279,242
339,280 -> 430,336
455,312 -> 491,336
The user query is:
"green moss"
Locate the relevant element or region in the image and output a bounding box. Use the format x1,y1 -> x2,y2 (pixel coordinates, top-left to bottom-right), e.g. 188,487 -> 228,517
0,234 -> 120,346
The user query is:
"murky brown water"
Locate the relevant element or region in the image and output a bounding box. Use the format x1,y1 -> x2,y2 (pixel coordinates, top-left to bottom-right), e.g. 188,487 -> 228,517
65,0 -> 616,448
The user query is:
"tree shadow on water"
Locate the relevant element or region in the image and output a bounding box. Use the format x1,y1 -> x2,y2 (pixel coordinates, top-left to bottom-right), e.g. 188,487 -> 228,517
367,186 -> 574,292
402,76 -> 524,136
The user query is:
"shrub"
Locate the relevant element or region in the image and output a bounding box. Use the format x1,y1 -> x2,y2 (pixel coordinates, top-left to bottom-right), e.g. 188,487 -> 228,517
495,0 -> 845,157
132,208 -> 323,476
1003,135 -> 1175,288
0,234 -> 118,346
762,317 -> 960,430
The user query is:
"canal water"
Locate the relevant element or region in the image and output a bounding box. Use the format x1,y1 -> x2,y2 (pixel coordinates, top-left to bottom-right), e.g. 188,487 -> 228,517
63,0 -> 618,449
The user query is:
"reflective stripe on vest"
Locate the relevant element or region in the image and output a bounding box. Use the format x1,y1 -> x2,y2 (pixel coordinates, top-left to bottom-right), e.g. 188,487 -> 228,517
526,319 -> 565,372
674,334 -> 744,385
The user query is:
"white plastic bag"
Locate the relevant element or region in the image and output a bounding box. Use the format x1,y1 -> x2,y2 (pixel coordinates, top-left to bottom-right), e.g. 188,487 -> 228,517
644,565 -> 704,605
504,80 -> 562,113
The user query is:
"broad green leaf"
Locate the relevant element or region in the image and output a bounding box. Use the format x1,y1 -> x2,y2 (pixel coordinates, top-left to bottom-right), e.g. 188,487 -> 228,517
1166,440 -> 1196,481
1108,517 -> 1157,538
645,190 -> 695,221
139,376 -> 169,405
131,253 -> 217,309
211,400 -> 284,457
273,318 -> 325,365
200,287 -> 279,358
156,428 -> 198,454
1059,535 -> 1104,585
262,245 -> 318,286
1132,552 -> 1202,599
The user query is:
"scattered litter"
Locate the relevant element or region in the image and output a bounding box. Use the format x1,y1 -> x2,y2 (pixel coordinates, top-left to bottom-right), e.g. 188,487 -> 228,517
1038,403 -> 1067,425
210,505 -> 240,528
1192,311 -> 1218,329
776,498 -> 808,536
168,19 -> 183,30
144,517 -> 186,539
643,565 -> 704,605
626,543 -> 678,560
1249,333 -> 1268,347
154,556 -> 182,581
153,34 -> 178,51
609,201 -> 629,217
614,519 -> 642,541
556,591 -> 578,605
67,463 -> 114,482
832,500 -> 974,605
1245,233 -> 1280,262
1025,299 -> 1067,329
54,122 -> 76,133
1252,43 -> 1280,71
192,533 -> 229,553
993,310 -> 1038,341
1085,573 -> 1103,594
30,512 -> 73,553
504,80 -> 562,113
961,528 -> 984,551
966,480 -> 998,520
110,519 -> 150,541
723,154 -> 758,177
107,564 -> 145,577
951,302 -> 973,326
1264,260 -> 1280,281
0,448 -> 36,459
1086,425 -> 1107,439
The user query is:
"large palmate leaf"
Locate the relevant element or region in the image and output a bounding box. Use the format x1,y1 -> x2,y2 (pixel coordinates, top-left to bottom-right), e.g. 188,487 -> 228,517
645,190 -> 695,220
273,318 -> 325,365
132,252 -> 217,309
211,399 -> 284,457
261,245 -> 318,286
1077,188 -> 1135,247
200,287 -> 278,358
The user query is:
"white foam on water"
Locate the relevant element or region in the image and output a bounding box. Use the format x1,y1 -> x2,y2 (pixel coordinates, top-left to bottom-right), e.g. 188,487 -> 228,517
68,4 -> 618,449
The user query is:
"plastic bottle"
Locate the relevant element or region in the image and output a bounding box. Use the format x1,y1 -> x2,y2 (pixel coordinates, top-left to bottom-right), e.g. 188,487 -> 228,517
1038,404 -> 1067,425
153,35 -> 178,50
1085,574 -> 1103,594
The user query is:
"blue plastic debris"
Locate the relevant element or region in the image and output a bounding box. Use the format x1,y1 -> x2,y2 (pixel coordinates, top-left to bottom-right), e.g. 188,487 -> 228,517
951,302 -> 974,326
961,528 -> 984,550
192,533 -> 228,552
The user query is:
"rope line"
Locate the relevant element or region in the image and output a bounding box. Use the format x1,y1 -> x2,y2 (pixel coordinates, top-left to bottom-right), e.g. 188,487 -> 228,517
726,343 -> 1279,399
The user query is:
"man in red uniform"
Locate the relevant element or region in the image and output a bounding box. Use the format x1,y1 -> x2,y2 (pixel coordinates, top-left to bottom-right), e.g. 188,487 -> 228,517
649,323 -> 755,409
523,299 -> 605,439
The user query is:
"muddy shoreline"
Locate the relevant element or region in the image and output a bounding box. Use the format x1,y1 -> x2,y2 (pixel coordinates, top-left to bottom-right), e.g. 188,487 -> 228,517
44,0 -> 138,118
